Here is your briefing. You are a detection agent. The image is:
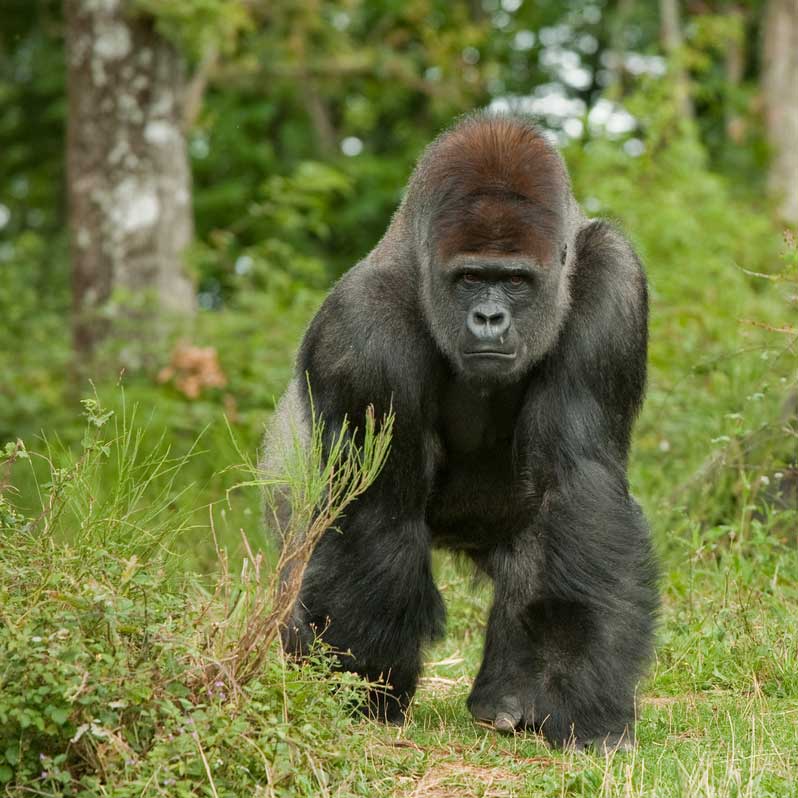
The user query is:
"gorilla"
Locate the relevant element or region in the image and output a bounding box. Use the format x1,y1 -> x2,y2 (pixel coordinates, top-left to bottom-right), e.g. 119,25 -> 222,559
261,112 -> 658,750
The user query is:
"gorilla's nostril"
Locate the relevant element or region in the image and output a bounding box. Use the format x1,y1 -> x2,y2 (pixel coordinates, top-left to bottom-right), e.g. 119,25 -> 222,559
472,304 -> 508,330
468,304 -> 511,341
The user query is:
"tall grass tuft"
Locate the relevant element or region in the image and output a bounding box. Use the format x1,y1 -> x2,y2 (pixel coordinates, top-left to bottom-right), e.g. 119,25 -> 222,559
195,399 -> 394,695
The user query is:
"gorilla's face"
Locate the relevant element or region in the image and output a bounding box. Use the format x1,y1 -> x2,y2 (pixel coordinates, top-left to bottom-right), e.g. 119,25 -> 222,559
424,252 -> 569,384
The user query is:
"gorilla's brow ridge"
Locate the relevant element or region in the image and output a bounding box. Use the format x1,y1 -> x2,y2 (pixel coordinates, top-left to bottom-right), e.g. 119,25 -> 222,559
465,188 -> 537,206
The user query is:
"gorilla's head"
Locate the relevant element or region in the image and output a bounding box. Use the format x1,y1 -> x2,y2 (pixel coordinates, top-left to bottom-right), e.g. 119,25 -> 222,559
404,113 -> 574,384
426,249 -> 570,383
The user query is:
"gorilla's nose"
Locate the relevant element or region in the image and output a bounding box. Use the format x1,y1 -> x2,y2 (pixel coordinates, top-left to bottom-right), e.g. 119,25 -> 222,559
467,302 -> 511,341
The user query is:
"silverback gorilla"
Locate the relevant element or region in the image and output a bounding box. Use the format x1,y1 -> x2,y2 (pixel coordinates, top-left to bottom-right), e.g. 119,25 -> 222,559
261,112 -> 658,750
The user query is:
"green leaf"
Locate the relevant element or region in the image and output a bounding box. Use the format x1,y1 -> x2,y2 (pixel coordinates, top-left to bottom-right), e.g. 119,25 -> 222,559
50,706 -> 70,725
3,745 -> 19,766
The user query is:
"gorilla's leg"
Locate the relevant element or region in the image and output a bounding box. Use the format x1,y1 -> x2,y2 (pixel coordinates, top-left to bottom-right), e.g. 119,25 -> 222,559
285,515 -> 445,723
467,461 -> 657,749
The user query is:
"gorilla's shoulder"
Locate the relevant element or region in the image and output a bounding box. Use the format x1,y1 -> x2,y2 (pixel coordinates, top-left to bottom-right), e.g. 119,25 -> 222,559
319,256 -> 424,339
299,256 -> 437,397
569,220 -> 647,321
552,219 -> 648,374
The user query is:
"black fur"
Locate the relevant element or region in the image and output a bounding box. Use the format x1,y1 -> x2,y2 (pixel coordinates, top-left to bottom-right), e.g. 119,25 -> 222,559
262,112 -> 658,746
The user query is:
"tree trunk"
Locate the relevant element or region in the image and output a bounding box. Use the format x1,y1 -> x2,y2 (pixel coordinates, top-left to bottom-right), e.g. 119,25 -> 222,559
659,0 -> 693,120
762,0 -> 798,226
65,0 -> 195,362
608,0 -> 636,98
724,7 -> 746,144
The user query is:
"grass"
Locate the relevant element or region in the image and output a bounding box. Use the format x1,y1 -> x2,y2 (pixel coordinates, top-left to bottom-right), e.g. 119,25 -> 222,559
3,531 -> 795,796
394,532 -> 798,798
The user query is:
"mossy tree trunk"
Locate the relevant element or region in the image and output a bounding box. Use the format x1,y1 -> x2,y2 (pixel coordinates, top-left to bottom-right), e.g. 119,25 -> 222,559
65,0 -> 195,363
762,0 -> 798,227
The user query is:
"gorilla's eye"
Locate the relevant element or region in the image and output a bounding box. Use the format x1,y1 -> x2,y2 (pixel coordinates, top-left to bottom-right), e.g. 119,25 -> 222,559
462,273 -> 481,285
508,275 -> 525,287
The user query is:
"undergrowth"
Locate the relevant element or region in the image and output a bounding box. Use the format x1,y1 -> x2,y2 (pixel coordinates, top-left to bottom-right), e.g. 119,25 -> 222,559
0,397 -> 391,797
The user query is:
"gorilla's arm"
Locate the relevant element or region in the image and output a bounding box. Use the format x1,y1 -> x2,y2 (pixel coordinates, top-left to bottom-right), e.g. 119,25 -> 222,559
468,222 -> 658,747
285,261 -> 446,722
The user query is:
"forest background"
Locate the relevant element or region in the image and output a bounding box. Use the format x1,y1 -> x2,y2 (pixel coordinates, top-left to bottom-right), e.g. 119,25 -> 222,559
0,1 -> 796,795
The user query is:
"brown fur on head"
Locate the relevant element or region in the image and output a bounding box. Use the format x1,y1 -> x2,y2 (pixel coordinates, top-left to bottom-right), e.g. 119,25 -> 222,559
406,112 -> 568,266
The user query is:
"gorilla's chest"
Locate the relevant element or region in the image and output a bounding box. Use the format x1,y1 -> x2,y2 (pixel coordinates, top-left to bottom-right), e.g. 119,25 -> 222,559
438,382 -> 518,453
426,382 -> 528,549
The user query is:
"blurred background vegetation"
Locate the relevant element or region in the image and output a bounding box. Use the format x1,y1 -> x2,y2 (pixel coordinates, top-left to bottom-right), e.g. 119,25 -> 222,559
1,0 -> 796,558
1,2 -> 797,795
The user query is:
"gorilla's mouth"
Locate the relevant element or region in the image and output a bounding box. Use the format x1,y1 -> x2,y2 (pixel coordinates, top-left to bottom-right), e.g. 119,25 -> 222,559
464,350 -> 517,360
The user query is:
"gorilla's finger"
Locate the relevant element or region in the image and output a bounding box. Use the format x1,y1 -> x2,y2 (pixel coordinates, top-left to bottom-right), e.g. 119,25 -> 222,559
494,711 -> 521,733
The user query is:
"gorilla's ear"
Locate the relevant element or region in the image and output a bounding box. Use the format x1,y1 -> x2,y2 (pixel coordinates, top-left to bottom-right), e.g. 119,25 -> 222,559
560,243 -> 568,265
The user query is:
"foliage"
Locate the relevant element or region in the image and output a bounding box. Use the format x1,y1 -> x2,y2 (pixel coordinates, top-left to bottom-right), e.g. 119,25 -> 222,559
0,395 -> 394,795
191,160 -> 353,305
201,391 -> 394,690
0,538 -> 373,795
0,1 -> 65,242
563,77 -> 794,531
0,230 -> 71,441
133,0 -> 251,61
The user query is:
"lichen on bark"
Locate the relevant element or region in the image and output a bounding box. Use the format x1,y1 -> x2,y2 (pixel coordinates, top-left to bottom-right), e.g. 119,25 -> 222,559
65,0 -> 196,364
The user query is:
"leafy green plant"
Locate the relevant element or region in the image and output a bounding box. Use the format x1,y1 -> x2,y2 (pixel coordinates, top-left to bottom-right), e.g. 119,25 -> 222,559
0,390 -> 395,795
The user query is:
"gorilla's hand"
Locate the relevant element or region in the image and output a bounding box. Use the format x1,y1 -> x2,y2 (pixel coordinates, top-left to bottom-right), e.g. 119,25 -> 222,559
469,686 -> 634,752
